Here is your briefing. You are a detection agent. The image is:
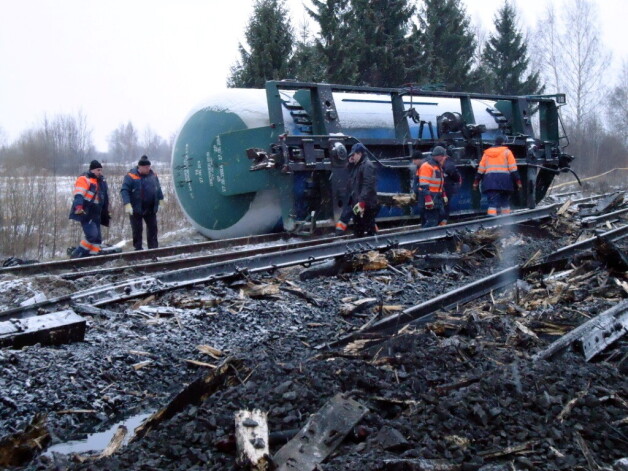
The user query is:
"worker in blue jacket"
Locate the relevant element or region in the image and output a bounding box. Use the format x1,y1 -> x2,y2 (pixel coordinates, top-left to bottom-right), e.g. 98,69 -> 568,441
120,155 -> 164,250
69,160 -> 110,258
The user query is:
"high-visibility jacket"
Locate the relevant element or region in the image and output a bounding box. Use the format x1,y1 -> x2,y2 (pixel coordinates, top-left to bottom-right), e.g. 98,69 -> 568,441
417,158 -> 445,197
69,172 -> 109,225
474,146 -> 521,191
120,167 -> 164,215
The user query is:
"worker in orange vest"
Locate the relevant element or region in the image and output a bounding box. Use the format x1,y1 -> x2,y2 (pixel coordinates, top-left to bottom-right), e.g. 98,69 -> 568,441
69,160 -> 110,258
416,146 -> 447,227
473,136 -> 522,216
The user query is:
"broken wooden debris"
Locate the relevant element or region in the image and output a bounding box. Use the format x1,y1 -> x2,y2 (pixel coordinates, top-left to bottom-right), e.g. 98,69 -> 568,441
533,299 -> 628,362
75,425 -> 127,462
272,393 -> 368,471
235,409 -> 270,470
215,429 -> 299,454
183,359 -> 217,369
340,297 -> 378,317
131,357 -> 242,442
0,413 -> 50,467
280,281 -> 321,306
242,282 -> 280,299
477,440 -> 538,459
0,309 -> 85,349
377,192 -> 416,207
351,251 -> 388,271
132,360 -> 152,371
197,344 -> 224,359
300,249 -> 414,281
169,293 -> 221,309
132,294 -> 156,310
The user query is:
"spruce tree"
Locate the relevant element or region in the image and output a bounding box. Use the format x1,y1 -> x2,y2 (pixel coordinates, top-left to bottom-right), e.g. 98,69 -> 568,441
289,21 -> 327,83
348,0 -> 416,87
415,0 -> 477,91
308,0 -> 416,86
227,0 -> 294,88
307,0 -> 356,84
480,1 -> 543,95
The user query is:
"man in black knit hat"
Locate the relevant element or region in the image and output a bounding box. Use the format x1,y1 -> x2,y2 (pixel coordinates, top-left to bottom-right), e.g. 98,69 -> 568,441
69,160 -> 110,258
120,155 -> 164,250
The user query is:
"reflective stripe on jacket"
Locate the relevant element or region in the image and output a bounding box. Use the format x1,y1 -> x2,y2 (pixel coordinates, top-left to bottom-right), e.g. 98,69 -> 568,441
69,172 -> 109,223
73,175 -> 100,204
474,146 -> 521,191
120,167 -> 164,215
417,159 -> 444,196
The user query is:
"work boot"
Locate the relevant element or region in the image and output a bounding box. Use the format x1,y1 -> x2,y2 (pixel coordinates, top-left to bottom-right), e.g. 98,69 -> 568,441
70,247 -> 87,259
334,229 -> 345,237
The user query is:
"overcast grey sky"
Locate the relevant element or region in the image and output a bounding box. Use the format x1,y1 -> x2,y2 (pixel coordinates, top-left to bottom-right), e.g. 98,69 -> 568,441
0,0 -> 625,152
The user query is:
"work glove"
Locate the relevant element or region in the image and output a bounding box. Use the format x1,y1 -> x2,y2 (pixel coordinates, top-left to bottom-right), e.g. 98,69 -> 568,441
353,201 -> 365,216
443,194 -> 448,205
472,182 -> 479,192
124,203 -> 133,216
424,195 -> 434,210
158,199 -> 166,212
516,180 -> 523,191
74,205 -> 85,215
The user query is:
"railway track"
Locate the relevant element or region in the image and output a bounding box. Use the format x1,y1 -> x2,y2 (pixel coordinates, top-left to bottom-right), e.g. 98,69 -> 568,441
2,194 -> 627,322
0,205 -> 561,322
0,191 -> 621,280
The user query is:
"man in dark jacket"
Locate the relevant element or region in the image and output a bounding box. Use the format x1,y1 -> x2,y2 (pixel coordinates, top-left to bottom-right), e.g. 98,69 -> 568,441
335,143 -> 378,237
121,155 -> 164,250
441,154 -> 462,225
69,160 -> 110,258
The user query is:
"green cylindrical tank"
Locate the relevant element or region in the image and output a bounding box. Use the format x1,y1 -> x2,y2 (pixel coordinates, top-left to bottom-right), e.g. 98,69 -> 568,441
172,89 -> 283,239
172,87 -> 506,239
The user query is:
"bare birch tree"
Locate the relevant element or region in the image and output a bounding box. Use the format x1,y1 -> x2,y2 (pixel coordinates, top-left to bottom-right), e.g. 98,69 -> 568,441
533,0 -> 612,176
607,60 -> 628,146
559,0 -> 611,131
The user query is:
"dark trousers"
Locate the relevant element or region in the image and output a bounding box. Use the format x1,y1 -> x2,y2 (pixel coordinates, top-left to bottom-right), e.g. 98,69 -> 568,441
130,213 -> 158,250
336,204 -> 378,237
485,190 -> 512,215
72,220 -> 102,258
417,193 -> 445,228
353,206 -> 378,237
442,186 -> 459,222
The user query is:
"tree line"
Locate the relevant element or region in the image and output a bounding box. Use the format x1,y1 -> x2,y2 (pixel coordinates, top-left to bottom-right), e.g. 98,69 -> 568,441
0,0 -> 625,180
229,0 -> 628,181
0,118 -> 173,177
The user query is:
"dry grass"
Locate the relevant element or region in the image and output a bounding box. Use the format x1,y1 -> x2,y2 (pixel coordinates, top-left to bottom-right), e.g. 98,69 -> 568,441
0,164 -> 192,261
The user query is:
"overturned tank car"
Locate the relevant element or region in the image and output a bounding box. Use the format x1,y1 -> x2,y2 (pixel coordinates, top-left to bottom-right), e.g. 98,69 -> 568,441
172,81 -> 573,239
